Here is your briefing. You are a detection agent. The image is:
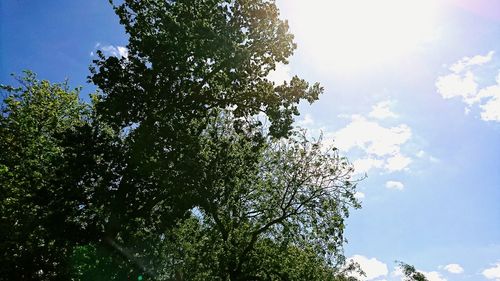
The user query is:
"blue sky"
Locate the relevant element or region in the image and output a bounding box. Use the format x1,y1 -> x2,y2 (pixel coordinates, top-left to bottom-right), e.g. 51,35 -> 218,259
1,1 -> 499,281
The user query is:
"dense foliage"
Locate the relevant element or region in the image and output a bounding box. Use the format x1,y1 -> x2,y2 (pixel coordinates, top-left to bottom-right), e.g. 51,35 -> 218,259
83,0 -> 330,278
148,117 -> 360,280
0,74 -> 359,280
0,72 -> 90,279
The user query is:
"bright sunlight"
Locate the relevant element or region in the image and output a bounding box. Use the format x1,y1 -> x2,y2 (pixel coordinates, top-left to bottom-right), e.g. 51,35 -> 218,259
282,0 -> 442,71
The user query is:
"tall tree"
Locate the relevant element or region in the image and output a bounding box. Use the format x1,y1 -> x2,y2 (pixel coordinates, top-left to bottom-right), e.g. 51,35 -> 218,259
87,0 -> 323,265
92,0 -> 322,136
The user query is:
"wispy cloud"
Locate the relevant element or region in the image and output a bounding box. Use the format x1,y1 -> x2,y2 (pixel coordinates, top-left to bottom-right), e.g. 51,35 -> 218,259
385,181 -> 404,191
449,51 -> 494,73
442,263 -> 464,274
296,101 -> 430,180
436,50 -> 500,122
91,42 -> 129,59
369,100 -> 398,120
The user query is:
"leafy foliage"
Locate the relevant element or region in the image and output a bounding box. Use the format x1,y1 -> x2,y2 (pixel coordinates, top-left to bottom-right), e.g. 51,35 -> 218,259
84,1 -> 325,276
91,0 -> 322,137
63,112 -> 362,281
0,72 -> 90,280
144,116 -> 361,280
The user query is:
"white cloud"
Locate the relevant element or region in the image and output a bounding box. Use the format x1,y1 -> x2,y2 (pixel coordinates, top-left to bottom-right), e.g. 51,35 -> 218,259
369,100 -> 398,119
483,262 -> 500,281
93,43 -> 129,59
420,271 -> 447,281
449,51 -> 494,73
478,82 -> 500,121
354,191 -> 366,199
334,116 -> 411,157
480,96 -> 500,121
443,263 -> 464,274
353,158 -> 384,175
385,153 -> 412,172
436,71 -> 478,102
415,150 -> 440,163
329,103 -> 416,175
436,51 -> 500,122
385,181 -> 404,190
267,63 -> 292,85
347,255 -> 388,281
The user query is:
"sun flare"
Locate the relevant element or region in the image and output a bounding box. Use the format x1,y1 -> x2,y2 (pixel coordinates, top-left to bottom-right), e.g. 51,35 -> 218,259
281,0 -> 441,72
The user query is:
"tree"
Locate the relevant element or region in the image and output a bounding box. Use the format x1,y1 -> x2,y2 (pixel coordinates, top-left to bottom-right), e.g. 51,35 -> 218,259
0,72 -> 90,280
86,0 -> 323,271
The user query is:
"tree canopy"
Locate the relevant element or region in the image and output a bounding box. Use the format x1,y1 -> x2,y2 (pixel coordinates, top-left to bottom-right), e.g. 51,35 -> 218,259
91,0 -> 322,137
84,1 -> 327,277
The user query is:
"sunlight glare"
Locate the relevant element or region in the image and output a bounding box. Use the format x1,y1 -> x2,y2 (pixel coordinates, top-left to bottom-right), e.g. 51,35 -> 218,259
282,0 -> 441,72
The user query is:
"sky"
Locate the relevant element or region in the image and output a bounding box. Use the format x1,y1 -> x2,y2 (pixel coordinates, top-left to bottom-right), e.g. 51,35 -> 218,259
1,1 -> 499,281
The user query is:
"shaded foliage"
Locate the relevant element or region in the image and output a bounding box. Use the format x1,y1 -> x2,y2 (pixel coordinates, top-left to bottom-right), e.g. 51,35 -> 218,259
142,116 -> 361,280
92,0 -> 322,137
85,0 -> 324,277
